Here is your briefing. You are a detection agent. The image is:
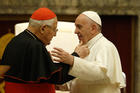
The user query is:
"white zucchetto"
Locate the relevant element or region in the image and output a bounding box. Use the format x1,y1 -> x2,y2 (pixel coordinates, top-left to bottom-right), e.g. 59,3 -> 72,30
82,11 -> 102,26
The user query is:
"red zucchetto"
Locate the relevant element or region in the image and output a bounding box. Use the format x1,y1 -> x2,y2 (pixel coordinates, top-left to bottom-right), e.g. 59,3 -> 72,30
31,8 -> 56,20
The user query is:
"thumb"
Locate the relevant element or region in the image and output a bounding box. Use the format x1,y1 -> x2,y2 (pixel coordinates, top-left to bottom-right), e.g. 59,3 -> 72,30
79,41 -> 83,46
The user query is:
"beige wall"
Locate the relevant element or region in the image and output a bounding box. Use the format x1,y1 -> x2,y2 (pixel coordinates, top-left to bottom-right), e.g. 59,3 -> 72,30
0,0 -> 140,15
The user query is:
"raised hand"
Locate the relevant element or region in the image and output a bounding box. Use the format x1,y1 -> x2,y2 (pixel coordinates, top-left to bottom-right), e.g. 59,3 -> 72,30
51,48 -> 74,65
74,41 -> 89,58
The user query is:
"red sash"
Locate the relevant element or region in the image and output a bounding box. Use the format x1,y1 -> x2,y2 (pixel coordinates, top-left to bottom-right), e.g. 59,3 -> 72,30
5,81 -> 55,93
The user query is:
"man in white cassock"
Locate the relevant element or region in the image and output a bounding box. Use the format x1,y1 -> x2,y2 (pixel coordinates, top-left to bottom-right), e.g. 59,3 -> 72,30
51,11 -> 126,93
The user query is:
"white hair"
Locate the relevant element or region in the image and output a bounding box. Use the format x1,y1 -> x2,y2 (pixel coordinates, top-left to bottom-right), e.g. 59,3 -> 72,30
29,17 -> 56,28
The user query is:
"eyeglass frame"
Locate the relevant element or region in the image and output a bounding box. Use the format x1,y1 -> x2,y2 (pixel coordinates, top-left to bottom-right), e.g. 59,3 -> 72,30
45,25 -> 58,33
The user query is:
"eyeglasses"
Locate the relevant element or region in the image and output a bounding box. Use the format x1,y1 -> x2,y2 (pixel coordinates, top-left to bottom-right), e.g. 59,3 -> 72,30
46,25 -> 58,33
54,28 -> 58,32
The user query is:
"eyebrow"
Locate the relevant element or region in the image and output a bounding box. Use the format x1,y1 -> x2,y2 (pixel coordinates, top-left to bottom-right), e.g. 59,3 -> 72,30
75,24 -> 82,28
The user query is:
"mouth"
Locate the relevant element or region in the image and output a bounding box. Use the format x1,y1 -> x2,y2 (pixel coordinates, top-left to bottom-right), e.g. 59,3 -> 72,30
77,34 -> 82,40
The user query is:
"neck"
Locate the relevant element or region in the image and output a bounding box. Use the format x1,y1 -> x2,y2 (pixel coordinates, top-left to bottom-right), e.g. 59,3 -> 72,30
27,26 -> 46,46
27,26 -> 38,34
93,31 -> 100,38
87,31 -> 100,43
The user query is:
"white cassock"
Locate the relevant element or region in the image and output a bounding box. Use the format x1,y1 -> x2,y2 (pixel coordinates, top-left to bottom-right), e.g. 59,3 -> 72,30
68,33 -> 126,93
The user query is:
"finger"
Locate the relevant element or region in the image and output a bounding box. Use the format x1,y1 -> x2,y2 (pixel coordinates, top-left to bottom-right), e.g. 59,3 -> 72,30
78,41 -> 83,46
83,45 -> 88,48
53,47 -> 64,52
48,51 -> 50,53
53,58 -> 62,62
80,41 -> 83,45
51,50 -> 62,55
51,53 -> 62,58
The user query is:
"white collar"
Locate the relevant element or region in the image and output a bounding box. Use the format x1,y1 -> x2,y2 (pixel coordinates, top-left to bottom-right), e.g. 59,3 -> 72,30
86,33 -> 103,49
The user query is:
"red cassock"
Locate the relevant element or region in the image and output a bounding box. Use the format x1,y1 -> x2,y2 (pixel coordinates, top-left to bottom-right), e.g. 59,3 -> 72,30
5,82 -> 55,93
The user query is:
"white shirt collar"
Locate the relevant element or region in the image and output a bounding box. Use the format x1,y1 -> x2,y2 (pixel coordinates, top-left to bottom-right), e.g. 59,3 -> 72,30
86,33 -> 103,49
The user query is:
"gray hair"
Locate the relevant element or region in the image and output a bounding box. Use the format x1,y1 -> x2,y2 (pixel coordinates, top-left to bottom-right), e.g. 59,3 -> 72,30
88,19 -> 102,32
29,17 -> 56,28
98,25 -> 102,32
96,24 -> 102,32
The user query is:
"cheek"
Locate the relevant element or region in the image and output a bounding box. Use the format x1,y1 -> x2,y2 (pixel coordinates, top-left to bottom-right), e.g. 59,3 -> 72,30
49,33 -> 55,39
44,33 -> 51,41
81,31 -> 86,37
82,32 -> 89,40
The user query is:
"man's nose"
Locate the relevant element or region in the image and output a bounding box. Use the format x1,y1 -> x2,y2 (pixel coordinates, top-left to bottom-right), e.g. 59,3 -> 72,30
54,29 -> 58,36
74,29 -> 78,34
53,31 -> 57,36
54,33 -> 56,36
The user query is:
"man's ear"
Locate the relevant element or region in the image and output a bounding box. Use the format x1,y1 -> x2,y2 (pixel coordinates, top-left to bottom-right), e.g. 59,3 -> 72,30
40,24 -> 46,33
90,24 -> 97,34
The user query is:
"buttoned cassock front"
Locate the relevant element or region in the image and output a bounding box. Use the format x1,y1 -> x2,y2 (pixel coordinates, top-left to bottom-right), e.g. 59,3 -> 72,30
69,33 -> 125,93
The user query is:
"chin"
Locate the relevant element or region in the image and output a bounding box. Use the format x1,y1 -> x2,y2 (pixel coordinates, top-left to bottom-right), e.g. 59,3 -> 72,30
48,42 -> 50,45
45,42 -> 50,46
82,40 -> 86,44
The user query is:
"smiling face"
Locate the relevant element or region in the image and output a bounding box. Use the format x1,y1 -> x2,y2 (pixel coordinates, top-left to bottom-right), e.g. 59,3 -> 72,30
75,14 -> 99,44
